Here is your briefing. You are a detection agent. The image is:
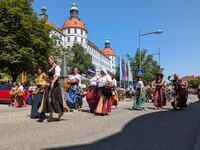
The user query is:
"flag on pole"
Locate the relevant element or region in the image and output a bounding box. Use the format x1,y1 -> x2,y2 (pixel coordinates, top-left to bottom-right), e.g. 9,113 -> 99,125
128,60 -> 133,81
124,59 -> 127,81
120,57 -> 122,85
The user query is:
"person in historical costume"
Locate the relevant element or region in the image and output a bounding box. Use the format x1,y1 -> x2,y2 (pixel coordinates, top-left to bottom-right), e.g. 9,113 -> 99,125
144,82 -> 152,103
85,68 -> 99,113
110,74 -> 119,109
13,82 -> 26,108
95,69 -> 112,116
130,75 -> 146,111
30,66 -> 46,118
166,83 -> 173,101
152,72 -> 167,110
27,81 -> 37,105
66,68 -> 82,112
38,56 -> 69,122
8,82 -> 18,107
168,74 -> 187,110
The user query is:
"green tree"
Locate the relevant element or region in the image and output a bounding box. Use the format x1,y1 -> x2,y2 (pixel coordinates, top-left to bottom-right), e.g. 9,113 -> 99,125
69,43 -> 94,76
188,77 -> 200,89
115,49 -> 164,85
0,0 -> 54,81
127,49 -> 164,84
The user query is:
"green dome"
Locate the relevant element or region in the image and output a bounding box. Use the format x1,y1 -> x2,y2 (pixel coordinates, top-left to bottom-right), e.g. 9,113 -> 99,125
41,6 -> 46,10
70,1 -> 78,11
105,36 -> 110,43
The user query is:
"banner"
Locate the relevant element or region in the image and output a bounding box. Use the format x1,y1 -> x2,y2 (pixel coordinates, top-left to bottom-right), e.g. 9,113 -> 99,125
120,57 -> 122,83
128,60 -> 133,81
124,59 -> 127,81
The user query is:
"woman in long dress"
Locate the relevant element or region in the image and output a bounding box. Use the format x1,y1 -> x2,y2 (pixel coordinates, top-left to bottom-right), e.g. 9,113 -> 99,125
30,66 -> 46,118
66,68 -> 82,112
95,69 -> 112,116
130,75 -> 146,111
27,81 -> 37,105
9,82 -> 18,107
85,68 -> 98,113
166,83 -> 173,101
152,72 -> 167,110
168,74 -> 187,110
38,56 -> 69,122
13,82 -> 26,108
110,74 -> 119,109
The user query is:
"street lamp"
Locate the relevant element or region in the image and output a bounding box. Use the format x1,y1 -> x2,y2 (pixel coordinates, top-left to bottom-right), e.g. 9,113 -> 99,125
145,48 -> 161,68
139,28 -> 163,69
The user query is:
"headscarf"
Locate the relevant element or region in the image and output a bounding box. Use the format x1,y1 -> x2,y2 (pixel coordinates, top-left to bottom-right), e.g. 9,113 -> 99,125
101,69 -> 107,75
88,68 -> 96,74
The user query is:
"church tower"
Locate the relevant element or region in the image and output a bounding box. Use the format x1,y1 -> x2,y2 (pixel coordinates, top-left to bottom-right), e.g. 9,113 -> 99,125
39,6 -> 48,20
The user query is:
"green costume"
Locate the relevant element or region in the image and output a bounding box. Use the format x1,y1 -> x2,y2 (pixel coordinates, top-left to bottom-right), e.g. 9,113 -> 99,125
133,89 -> 146,109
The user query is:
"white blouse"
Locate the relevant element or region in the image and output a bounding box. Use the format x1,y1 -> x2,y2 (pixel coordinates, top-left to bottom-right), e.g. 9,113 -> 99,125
28,86 -> 37,91
70,74 -> 81,87
18,86 -> 24,92
49,66 -> 61,77
112,79 -> 117,87
88,76 -> 98,86
98,75 -> 112,88
136,81 -> 144,89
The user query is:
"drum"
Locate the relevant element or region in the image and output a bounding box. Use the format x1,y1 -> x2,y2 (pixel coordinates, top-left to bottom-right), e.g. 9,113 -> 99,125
10,91 -> 17,96
147,88 -> 155,93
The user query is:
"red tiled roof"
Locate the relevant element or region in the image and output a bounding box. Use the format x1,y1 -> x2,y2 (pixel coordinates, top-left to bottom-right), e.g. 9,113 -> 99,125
102,47 -> 115,56
87,40 -> 102,53
181,75 -> 197,82
62,18 -> 86,30
46,20 -> 63,35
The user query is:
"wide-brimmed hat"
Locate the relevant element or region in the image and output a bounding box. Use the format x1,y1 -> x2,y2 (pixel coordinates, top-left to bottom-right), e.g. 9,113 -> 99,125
157,72 -> 164,76
88,68 -> 96,74
36,66 -> 45,72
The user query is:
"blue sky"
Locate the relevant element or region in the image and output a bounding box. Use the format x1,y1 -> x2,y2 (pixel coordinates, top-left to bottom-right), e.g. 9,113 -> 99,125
32,0 -> 200,82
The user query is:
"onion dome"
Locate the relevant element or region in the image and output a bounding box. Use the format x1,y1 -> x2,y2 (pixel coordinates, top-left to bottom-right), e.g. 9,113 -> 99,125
102,36 -> 115,56
41,6 -> 46,10
62,18 -> 86,30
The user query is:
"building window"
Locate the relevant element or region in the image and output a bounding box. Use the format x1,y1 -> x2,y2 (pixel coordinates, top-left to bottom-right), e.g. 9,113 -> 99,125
74,37 -> 77,42
81,30 -> 83,35
74,29 -> 77,34
68,37 -> 70,42
81,38 -> 83,43
75,21 -> 77,25
68,46 -> 70,50
58,41 -> 60,45
68,29 -> 70,34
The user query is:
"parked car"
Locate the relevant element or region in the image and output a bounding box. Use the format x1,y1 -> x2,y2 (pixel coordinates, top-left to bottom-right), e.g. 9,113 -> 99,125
0,84 -> 29,103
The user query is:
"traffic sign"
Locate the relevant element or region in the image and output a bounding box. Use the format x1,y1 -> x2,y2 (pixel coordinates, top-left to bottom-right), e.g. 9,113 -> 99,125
137,69 -> 143,76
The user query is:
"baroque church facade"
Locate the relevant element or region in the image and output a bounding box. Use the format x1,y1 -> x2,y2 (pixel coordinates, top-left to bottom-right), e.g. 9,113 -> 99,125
39,1 -> 116,74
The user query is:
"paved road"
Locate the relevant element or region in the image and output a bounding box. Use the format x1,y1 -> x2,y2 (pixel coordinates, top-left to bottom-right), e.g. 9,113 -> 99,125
0,95 -> 200,150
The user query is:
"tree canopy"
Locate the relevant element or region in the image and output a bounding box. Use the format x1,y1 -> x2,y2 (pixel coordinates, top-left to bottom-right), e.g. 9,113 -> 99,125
115,49 -> 164,85
0,0 -> 55,81
187,77 -> 200,89
69,43 -> 94,76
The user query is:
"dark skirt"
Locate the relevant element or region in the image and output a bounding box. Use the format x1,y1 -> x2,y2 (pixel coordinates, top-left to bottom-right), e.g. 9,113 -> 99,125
171,92 -> 187,108
154,87 -> 167,107
30,88 -> 44,118
38,83 -> 69,113
86,86 -> 98,110
13,96 -> 26,108
66,84 -> 82,108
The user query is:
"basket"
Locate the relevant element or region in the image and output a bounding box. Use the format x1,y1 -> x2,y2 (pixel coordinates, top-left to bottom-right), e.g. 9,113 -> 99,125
10,91 -> 17,96
17,92 -> 25,97
147,88 -> 155,93
63,82 -> 71,90
104,85 -> 115,89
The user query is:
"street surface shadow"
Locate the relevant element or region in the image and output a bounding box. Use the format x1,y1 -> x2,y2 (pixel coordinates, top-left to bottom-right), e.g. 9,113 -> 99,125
44,102 -> 200,150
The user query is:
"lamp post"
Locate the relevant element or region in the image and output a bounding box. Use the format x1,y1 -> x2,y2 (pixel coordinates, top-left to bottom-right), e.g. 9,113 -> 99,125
139,28 -> 163,69
145,48 -> 161,68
